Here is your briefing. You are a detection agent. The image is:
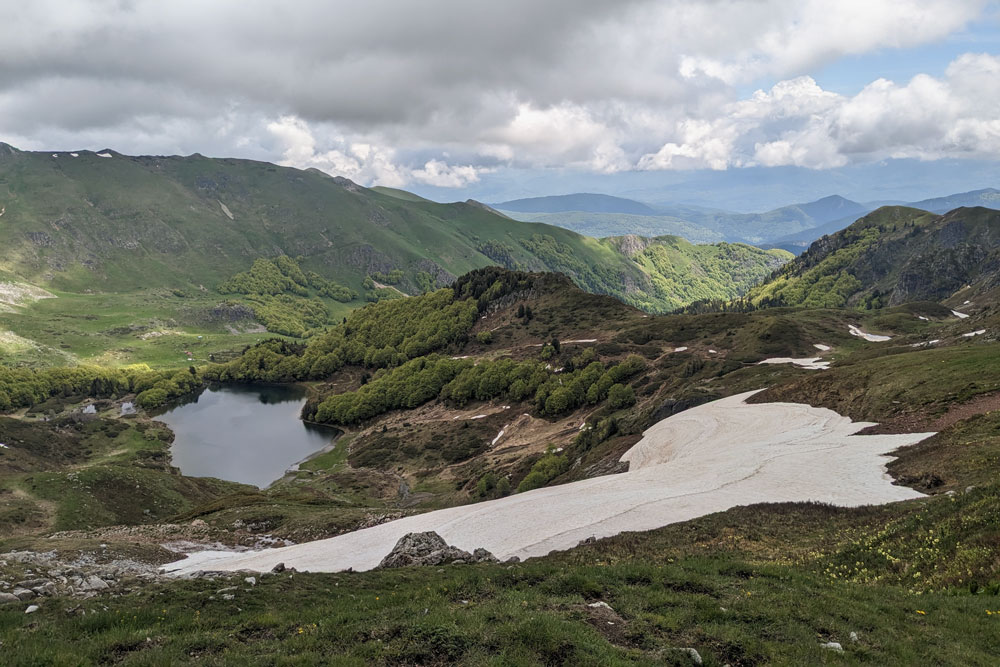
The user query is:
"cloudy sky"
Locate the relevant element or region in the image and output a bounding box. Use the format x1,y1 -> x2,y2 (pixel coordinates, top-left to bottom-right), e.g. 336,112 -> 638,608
2,0 -> 999,207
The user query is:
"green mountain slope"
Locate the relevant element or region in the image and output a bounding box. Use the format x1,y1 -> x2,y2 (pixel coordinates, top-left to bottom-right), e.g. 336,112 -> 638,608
0,145 -> 788,317
746,205 -> 1000,308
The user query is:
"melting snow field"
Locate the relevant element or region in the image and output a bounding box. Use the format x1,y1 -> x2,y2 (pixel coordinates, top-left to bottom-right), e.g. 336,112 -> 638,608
848,325 -> 891,342
163,391 -> 932,575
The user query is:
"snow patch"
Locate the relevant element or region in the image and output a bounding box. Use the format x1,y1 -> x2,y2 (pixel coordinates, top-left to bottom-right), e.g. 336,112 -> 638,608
491,428 -> 507,447
813,344 -> 831,351
963,330 -> 987,337
917,316 -> 929,321
673,346 -> 688,352
70,153 -> 79,157
96,152 -> 112,158
757,357 -> 830,371
848,325 -> 891,342
911,340 -> 941,348
218,201 -> 235,220
51,153 -> 58,158
162,391 -> 931,575
0,443 -> 8,449
951,310 -> 970,319
0,207 -> 5,217
470,415 -> 487,420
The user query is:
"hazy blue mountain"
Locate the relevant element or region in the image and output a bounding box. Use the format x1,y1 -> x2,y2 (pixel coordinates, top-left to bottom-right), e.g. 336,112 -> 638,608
908,188 -> 1000,213
494,192 -> 660,215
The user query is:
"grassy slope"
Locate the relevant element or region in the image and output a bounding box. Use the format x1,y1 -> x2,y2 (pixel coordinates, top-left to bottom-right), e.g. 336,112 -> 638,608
0,147 -> 789,319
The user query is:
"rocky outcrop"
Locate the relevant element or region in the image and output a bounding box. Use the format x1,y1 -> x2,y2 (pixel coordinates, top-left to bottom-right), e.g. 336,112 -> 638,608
376,532 -> 499,569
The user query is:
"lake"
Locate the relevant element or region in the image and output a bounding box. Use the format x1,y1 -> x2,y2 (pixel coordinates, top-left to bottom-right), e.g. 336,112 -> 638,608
155,384 -> 338,488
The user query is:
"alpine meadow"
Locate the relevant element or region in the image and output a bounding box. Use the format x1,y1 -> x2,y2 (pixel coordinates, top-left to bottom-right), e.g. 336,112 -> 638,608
2,2 -> 1000,666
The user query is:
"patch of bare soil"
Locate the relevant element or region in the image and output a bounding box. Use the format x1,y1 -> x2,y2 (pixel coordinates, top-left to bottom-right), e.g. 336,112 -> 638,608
859,391 -> 1000,435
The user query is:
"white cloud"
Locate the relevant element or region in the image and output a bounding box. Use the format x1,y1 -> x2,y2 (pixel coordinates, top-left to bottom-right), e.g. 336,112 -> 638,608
640,53 -> 1000,171
0,0 -> 993,186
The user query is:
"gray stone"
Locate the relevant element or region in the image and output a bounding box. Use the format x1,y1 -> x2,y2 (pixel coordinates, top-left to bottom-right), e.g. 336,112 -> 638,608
271,562 -> 286,573
13,588 -> 36,601
820,642 -> 844,653
80,576 -> 109,592
0,592 -> 19,604
244,576 -> 256,586
25,604 -> 39,614
849,631 -> 860,643
377,532 -> 498,569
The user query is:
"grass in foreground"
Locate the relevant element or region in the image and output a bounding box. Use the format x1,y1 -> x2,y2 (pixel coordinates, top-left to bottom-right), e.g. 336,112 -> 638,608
3,549 -> 998,665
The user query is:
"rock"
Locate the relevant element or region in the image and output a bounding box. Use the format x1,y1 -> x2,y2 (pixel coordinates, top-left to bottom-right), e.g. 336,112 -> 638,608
244,576 -> 256,587
190,519 -> 208,528
472,548 -> 498,563
32,582 -> 57,597
682,648 -> 703,665
271,563 -> 286,573
25,604 -> 39,614
820,642 -> 844,653
663,648 -> 702,665
80,576 -> 109,592
221,594 -> 235,601
587,601 -> 613,611
849,631 -> 860,643
377,532 -> 498,569
13,588 -> 36,601
503,556 -> 521,564
577,535 -> 598,546
0,592 -> 19,604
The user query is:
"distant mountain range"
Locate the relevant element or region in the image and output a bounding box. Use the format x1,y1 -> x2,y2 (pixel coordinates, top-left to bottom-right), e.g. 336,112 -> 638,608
496,188 -> 1000,253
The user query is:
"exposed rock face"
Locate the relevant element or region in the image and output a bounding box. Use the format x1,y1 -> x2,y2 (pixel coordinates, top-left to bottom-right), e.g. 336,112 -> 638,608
376,532 -> 499,569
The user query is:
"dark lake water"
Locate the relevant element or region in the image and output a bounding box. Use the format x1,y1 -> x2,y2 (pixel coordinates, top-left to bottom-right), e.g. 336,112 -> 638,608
154,384 -> 338,488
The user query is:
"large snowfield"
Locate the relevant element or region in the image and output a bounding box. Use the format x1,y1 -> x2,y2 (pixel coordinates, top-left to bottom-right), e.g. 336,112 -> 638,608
163,391 -> 932,575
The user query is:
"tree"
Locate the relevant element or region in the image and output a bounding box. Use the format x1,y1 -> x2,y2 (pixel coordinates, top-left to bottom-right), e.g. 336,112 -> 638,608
607,383 -> 636,410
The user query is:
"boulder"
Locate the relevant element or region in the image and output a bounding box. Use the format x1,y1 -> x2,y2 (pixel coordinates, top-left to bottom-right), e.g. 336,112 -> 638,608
0,592 -> 19,604
377,532 -> 498,569
13,588 -> 36,601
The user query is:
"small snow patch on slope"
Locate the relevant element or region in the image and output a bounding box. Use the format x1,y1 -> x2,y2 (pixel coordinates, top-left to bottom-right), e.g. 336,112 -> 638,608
849,325 -> 891,342
219,201 -> 235,220
952,310 -> 970,319
96,152 -> 112,158
963,330 -> 987,337
813,343 -> 831,351
758,357 -> 830,370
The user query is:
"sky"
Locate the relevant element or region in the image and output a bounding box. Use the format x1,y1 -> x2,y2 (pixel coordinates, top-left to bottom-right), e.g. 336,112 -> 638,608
1,0 -> 999,210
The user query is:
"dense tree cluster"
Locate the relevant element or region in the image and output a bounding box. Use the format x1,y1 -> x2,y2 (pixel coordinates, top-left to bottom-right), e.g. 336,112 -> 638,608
305,351 -> 646,426
452,267 -> 537,313
210,288 -> 479,383
217,255 -> 357,337
0,365 -> 201,413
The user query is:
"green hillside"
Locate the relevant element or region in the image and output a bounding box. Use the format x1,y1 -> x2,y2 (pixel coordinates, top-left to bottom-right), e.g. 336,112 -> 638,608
746,205 -> 1000,308
0,145 -> 791,366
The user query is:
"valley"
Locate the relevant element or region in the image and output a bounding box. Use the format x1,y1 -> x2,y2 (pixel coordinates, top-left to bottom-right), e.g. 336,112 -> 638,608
1,153 -> 999,664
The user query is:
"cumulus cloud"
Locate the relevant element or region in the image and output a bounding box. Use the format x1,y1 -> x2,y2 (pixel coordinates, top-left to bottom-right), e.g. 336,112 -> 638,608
0,0 -> 993,186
